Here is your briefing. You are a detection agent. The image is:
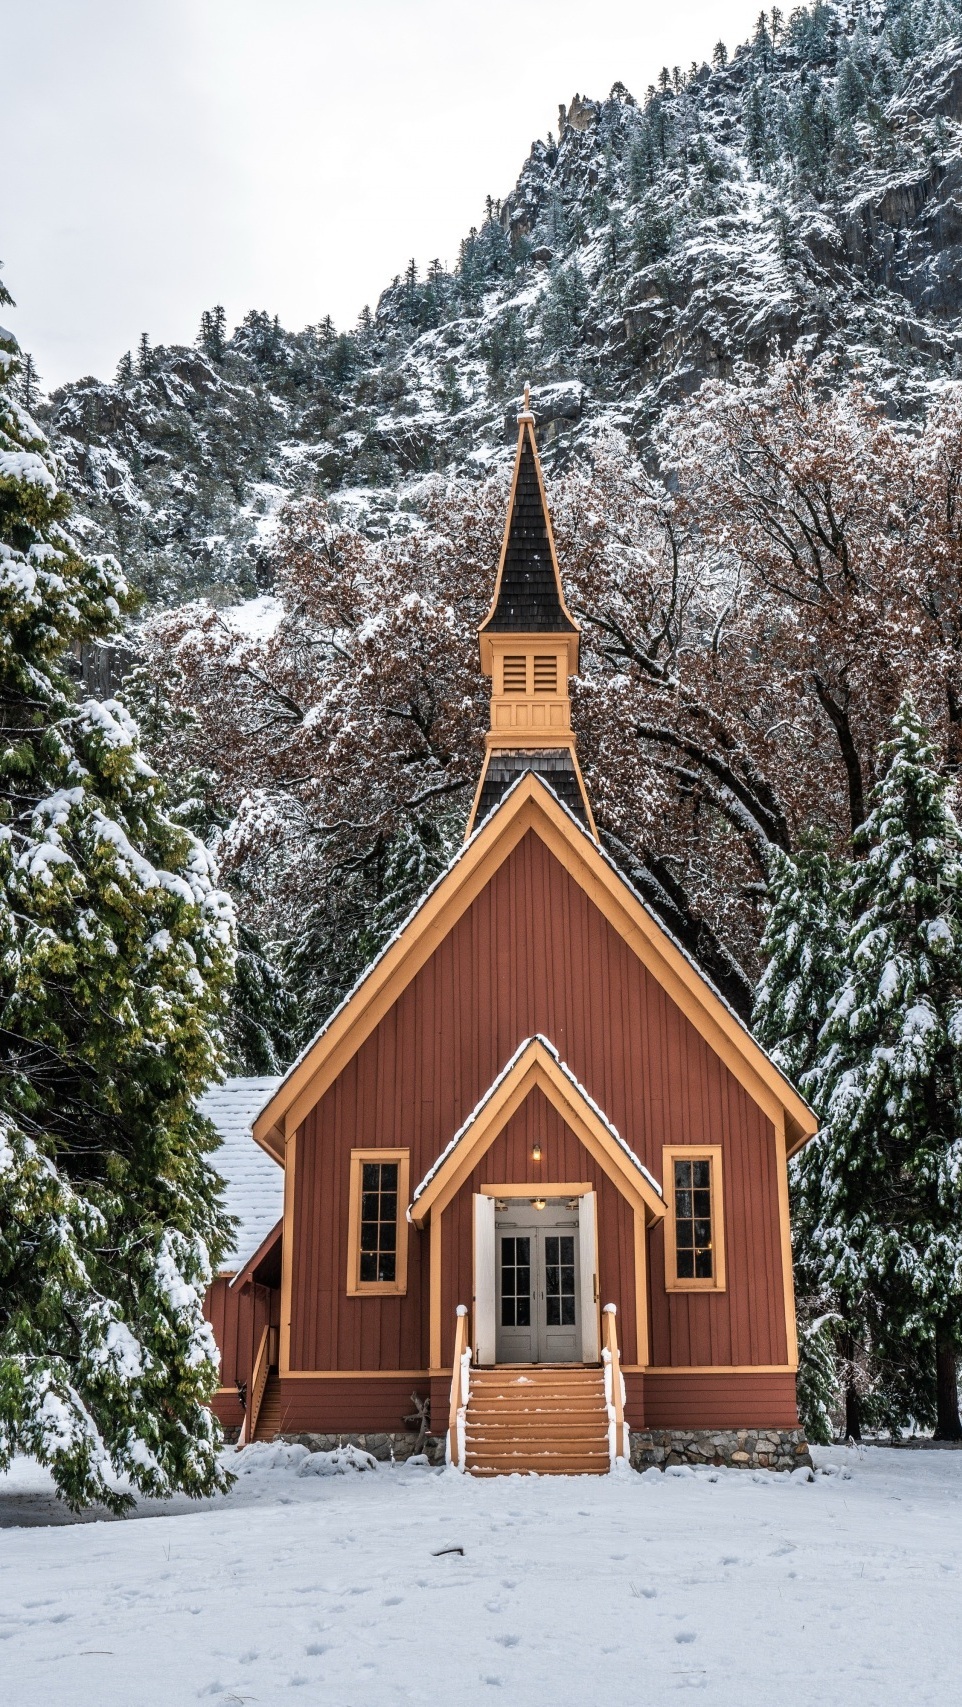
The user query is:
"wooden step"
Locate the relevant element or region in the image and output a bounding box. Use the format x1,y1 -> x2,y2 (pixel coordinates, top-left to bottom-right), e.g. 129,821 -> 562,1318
467,1455 -> 610,1476
252,1370 -> 281,1441
463,1362 -> 611,1477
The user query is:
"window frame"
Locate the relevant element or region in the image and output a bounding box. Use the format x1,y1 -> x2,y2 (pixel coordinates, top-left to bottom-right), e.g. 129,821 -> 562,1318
347,1148 -> 410,1297
662,1145 -> 726,1293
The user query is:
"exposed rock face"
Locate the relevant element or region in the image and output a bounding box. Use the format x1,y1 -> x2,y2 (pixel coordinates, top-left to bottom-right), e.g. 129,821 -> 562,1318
40,8 -> 962,605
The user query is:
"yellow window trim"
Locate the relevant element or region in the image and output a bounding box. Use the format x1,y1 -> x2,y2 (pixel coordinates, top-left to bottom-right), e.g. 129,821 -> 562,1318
662,1144 -> 726,1294
346,1148 -> 410,1297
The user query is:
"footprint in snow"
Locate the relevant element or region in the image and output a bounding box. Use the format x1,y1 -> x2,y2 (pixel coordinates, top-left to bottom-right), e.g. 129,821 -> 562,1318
482,1675 -> 504,1687
382,1596 -> 403,1606
304,1643 -> 329,1656
494,1634 -> 521,1648
675,1631 -> 697,1644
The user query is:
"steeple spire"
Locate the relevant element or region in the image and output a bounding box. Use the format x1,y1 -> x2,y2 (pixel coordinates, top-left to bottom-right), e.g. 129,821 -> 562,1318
467,388 -> 596,839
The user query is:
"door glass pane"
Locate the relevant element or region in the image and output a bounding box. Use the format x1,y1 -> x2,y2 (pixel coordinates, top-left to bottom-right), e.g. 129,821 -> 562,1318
501,1235 -> 531,1328
545,1235 -> 576,1328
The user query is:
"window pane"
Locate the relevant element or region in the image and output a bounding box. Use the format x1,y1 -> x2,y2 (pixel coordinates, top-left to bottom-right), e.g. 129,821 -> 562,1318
674,1156 -> 714,1283
517,1295 -> 531,1327
356,1158 -> 402,1286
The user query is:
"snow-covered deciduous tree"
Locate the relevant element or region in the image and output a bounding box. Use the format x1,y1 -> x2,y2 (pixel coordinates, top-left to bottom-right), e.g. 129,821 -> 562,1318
0,313 -> 237,1510
798,698 -> 962,1439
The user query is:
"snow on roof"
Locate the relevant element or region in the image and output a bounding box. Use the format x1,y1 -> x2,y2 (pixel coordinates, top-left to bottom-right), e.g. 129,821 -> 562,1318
198,1076 -> 284,1270
409,1034 -> 662,1214
262,767 -> 811,1126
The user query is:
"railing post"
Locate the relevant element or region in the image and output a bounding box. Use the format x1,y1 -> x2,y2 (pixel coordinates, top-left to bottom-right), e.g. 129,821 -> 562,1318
603,1303 -> 627,1465
448,1305 -> 470,1470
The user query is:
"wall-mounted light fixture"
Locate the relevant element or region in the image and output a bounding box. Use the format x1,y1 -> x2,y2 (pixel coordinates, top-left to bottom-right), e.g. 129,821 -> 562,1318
531,1198 -> 547,1211
531,1142 -> 542,1162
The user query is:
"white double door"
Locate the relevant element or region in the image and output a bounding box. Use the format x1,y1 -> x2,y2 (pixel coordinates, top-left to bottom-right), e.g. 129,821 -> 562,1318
473,1193 -> 599,1365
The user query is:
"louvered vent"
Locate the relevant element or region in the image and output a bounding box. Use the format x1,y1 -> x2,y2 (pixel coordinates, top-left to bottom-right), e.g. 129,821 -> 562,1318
533,655 -> 558,694
503,656 -> 527,693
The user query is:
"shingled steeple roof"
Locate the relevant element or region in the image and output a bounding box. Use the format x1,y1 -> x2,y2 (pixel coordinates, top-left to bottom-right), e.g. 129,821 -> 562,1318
467,389 -> 595,841
479,394 -> 577,637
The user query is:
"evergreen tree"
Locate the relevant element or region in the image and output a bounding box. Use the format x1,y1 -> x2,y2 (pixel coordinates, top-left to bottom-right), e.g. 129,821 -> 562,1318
753,835 -> 847,1085
19,353 -> 40,413
137,332 -> 152,377
754,835 -> 848,1441
198,306 -> 227,363
799,698 -> 962,1440
0,317 -> 237,1510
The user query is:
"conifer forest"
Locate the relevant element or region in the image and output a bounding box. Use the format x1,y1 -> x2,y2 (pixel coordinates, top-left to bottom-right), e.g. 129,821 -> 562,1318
5,0 -> 962,1507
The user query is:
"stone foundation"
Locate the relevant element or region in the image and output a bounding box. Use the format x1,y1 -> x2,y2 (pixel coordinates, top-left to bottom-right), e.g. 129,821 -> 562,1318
281,1431 -> 446,1466
630,1427 -> 812,1473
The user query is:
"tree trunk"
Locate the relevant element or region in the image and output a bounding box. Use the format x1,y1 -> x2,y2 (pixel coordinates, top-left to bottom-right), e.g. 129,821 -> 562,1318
841,1331 -> 862,1441
935,1336 -> 962,1441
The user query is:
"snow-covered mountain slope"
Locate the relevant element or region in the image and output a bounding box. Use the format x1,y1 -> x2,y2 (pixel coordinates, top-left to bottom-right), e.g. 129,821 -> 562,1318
42,0 -> 962,605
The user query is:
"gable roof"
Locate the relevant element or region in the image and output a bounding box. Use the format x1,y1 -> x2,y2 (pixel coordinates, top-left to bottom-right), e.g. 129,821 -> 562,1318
473,747 -> 592,833
199,1075 -> 283,1269
408,1034 -> 665,1228
253,772 -> 817,1160
479,414 -> 577,638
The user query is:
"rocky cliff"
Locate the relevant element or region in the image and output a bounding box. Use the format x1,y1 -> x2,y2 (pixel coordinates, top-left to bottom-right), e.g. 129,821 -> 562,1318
41,0 -> 962,605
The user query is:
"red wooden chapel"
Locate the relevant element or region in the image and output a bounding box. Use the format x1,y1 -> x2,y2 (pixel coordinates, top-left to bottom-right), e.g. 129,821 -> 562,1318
205,396 -> 818,1474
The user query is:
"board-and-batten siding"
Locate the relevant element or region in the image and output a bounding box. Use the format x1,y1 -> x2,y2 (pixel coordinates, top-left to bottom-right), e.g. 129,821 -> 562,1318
288,829 -> 789,1376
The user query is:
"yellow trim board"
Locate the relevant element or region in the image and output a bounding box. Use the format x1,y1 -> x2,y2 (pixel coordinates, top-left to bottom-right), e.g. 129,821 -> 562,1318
346,1148 -> 410,1297
254,775 -> 815,1159
662,1144 -> 727,1294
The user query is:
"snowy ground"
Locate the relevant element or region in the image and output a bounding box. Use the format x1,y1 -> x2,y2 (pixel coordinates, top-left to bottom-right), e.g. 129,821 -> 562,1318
2,1444 -> 960,1707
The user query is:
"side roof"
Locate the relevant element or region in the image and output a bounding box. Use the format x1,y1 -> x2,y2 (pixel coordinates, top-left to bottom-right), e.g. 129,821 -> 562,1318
252,772 -> 817,1160
199,1075 -> 284,1270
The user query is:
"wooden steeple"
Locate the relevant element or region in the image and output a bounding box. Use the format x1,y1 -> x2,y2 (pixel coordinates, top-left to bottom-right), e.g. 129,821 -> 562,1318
467,387 -> 596,839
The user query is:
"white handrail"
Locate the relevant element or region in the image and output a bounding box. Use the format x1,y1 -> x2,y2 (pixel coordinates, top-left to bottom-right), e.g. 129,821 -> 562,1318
447,1305 -> 471,1470
602,1303 -> 628,1466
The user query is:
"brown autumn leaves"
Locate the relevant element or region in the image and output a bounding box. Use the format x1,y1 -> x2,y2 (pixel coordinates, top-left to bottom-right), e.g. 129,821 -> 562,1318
141,360 -> 962,1020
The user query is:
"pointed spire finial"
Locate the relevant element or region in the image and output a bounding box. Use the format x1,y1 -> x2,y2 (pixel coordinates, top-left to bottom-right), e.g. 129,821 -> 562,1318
519,381 -> 534,423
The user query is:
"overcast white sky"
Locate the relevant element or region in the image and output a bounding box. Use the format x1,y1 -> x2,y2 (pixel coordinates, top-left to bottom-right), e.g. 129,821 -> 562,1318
4,1 -> 763,388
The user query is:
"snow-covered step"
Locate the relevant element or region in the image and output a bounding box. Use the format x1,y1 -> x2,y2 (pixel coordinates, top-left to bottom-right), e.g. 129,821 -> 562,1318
465,1366 -> 610,1476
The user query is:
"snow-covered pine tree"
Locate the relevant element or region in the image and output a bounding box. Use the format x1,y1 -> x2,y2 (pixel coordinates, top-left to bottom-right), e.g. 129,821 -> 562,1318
753,835 -> 847,1085
798,697 -> 962,1440
753,835 -> 848,1439
0,310 -> 237,1510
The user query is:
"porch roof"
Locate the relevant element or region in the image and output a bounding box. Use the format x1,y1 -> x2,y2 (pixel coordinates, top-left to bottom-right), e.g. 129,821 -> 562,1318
408,1034 -> 665,1229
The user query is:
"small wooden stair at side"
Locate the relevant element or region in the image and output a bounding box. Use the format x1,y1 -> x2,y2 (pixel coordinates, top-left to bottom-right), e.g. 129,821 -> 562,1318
465,1366 -> 609,1476
240,1324 -> 281,1444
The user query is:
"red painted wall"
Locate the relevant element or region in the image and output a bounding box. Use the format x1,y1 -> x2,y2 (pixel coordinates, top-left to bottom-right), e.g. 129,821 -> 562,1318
287,829 -> 790,1400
